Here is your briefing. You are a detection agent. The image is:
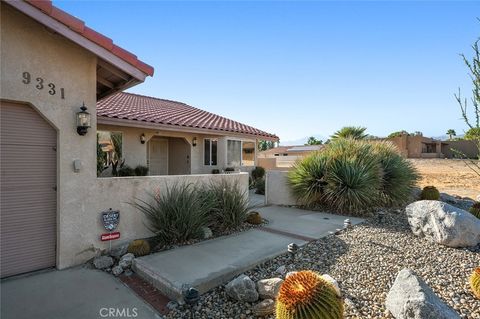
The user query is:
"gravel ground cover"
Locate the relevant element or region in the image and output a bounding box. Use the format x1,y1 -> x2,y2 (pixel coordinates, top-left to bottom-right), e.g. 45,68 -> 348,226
166,210 -> 479,319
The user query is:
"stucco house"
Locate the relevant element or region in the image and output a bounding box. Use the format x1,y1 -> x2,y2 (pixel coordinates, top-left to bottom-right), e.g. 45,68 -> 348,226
257,145 -> 323,170
0,0 -> 276,278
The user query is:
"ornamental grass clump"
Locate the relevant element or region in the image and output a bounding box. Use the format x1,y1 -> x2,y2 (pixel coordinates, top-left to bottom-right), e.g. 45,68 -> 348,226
208,180 -> 249,231
132,183 -> 214,244
276,270 -> 344,319
288,138 -> 418,214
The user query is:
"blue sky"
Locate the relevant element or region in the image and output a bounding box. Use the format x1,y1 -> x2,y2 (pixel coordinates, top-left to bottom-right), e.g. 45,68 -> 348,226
56,1 -> 479,144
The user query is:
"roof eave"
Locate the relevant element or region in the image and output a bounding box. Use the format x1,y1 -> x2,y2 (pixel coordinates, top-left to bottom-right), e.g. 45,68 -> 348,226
97,116 -> 278,141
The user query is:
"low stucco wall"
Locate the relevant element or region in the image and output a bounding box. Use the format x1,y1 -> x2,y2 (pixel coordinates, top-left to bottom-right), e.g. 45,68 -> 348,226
265,170 -> 297,206
64,172 -> 249,268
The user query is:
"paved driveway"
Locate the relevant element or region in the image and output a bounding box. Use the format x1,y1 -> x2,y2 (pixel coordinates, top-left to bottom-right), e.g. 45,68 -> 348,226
1,267 -> 161,319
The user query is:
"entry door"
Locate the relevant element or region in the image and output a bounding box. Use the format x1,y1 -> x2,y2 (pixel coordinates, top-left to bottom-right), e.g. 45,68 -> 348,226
0,101 -> 57,278
149,139 -> 168,175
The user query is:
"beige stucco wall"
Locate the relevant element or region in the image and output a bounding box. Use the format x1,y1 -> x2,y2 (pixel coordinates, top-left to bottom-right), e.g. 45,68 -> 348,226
1,4 -> 97,269
265,170 -> 297,206
1,5 -> 251,269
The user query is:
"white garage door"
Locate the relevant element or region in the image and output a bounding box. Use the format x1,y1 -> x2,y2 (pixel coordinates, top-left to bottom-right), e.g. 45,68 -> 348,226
1,101 -> 57,278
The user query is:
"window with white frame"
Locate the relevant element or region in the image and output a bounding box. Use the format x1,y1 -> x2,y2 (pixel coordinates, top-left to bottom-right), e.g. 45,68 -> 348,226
227,140 -> 255,167
204,138 -> 218,166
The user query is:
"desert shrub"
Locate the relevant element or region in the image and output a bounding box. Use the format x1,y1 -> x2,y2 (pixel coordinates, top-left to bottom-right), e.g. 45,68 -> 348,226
251,166 -> 266,180
208,180 -> 249,231
276,270 -> 344,319
288,139 -> 418,214
255,178 -> 265,195
212,169 -> 220,174
132,183 -> 214,244
420,186 -> 440,200
127,239 -> 150,257
469,202 -> 480,219
225,167 -> 235,172
134,165 -> 149,176
118,165 -> 135,176
371,141 -> 419,206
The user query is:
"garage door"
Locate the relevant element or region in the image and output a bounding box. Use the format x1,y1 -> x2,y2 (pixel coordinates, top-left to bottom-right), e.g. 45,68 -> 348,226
1,101 -> 57,278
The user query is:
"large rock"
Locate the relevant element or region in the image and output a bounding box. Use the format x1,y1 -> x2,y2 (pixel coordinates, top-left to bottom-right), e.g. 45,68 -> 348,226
109,243 -> 129,258
93,256 -> 114,269
225,275 -> 259,302
118,253 -> 135,269
406,200 -> 480,247
253,299 -> 275,317
257,278 -> 283,299
386,269 -> 460,319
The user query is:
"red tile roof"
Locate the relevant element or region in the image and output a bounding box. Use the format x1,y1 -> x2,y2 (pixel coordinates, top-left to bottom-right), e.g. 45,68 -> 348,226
97,92 -> 278,140
24,0 -> 154,76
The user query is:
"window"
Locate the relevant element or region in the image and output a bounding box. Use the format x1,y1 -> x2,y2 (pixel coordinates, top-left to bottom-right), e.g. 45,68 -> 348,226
204,138 -> 218,166
97,131 -> 122,177
227,140 -> 256,167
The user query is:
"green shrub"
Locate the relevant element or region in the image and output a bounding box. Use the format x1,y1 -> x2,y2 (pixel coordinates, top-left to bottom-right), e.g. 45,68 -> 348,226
208,180 -> 249,231
225,167 -> 235,172
118,165 -> 135,176
132,183 -> 214,244
288,139 -> 418,214
255,178 -> 265,195
134,165 -> 149,176
371,141 -> 419,206
469,202 -> 480,219
212,169 -> 220,174
420,186 -> 440,200
252,166 -> 266,180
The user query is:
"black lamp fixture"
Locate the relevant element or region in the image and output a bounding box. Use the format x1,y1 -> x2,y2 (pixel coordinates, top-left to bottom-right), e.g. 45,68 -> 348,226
192,137 -> 197,147
76,102 -> 91,136
140,133 -> 146,144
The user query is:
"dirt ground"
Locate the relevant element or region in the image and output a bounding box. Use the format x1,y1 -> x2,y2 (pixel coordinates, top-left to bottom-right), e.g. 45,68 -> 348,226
409,159 -> 480,199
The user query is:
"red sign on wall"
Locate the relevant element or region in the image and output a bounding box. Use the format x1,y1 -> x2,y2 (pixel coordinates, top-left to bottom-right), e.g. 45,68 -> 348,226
101,232 -> 120,241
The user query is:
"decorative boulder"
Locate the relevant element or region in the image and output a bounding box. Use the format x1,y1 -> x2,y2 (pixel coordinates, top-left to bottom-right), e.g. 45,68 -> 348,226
118,253 -> 135,269
406,200 -> 480,247
93,256 -> 114,269
386,269 -> 460,319
253,299 -> 275,316
225,275 -> 259,302
257,278 -> 283,299
112,265 -> 124,276
109,243 -> 129,259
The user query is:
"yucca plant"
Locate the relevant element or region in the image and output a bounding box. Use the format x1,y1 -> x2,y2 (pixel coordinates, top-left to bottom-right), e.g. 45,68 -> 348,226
371,141 -> 419,206
208,180 -> 249,231
132,183 -> 214,244
288,153 -> 329,206
276,270 -> 344,319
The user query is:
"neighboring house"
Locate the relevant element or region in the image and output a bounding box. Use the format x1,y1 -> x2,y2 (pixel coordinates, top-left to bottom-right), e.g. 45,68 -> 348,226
97,92 -> 277,175
388,135 -> 478,159
258,145 -> 323,169
0,1 -> 276,278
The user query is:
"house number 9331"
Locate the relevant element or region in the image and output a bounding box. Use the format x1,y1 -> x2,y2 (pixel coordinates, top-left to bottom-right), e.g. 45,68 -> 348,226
22,71 -> 65,99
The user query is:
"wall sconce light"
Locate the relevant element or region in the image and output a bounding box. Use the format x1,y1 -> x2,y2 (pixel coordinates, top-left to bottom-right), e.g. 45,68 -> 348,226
140,133 -> 146,144
192,137 -> 197,147
76,102 -> 91,136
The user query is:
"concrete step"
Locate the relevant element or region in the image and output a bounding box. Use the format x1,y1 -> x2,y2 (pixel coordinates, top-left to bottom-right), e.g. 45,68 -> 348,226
133,229 -> 306,302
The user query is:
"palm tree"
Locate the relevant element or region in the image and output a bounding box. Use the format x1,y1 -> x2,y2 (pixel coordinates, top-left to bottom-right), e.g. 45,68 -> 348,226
306,136 -> 322,145
331,126 -> 368,140
446,129 -> 456,140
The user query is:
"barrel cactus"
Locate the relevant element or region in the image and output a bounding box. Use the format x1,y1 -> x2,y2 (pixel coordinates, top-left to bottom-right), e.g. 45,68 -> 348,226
420,186 -> 440,200
127,239 -> 150,257
246,211 -> 263,225
470,267 -> 480,299
276,270 -> 344,319
469,202 -> 480,219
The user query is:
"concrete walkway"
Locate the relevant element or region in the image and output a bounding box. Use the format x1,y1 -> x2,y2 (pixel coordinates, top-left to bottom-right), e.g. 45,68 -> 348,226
1,267 -> 161,319
133,205 -> 363,301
